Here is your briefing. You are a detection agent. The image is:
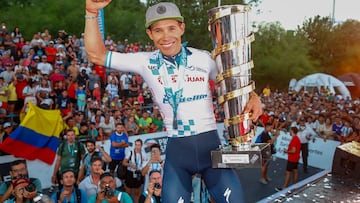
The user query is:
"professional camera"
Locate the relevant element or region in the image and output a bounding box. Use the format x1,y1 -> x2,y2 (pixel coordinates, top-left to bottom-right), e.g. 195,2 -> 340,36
154,183 -> 161,189
25,182 -> 37,192
104,184 -> 115,198
14,174 -> 37,192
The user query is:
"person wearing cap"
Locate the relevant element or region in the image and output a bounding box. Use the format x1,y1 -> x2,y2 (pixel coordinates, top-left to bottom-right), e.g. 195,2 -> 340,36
0,62 -> 14,84
45,40 -> 57,64
0,160 -> 42,202
51,169 -> 88,203
88,172 -> 133,203
85,1 -> 262,202
37,55 -> 53,75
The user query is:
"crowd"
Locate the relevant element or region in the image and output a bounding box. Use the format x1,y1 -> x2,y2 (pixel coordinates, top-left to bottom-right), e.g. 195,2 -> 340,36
1,19 -> 360,202
259,86 -> 360,143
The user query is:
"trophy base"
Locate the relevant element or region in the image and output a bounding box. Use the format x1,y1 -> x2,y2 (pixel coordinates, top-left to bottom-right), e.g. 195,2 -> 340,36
211,143 -> 272,168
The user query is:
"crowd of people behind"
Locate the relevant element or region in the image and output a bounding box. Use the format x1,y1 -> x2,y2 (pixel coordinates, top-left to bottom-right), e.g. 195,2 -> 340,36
259,85 -> 360,143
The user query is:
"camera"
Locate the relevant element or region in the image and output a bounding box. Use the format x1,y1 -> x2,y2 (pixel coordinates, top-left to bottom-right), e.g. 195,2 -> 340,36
154,183 -> 161,189
25,182 -> 37,192
104,184 -> 115,198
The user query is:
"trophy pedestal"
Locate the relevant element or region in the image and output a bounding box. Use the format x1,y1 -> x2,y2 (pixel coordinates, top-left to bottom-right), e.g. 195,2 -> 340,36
211,143 -> 272,168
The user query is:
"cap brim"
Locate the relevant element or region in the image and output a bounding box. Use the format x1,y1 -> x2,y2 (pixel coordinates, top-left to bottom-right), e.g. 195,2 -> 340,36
145,16 -> 184,28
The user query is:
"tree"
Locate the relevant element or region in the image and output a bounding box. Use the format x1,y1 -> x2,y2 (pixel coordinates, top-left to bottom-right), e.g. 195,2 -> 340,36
297,16 -> 335,73
252,22 -> 316,91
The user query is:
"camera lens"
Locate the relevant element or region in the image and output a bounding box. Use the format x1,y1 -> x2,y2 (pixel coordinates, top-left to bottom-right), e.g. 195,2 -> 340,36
25,182 -> 36,192
154,183 -> 161,189
104,186 -> 114,198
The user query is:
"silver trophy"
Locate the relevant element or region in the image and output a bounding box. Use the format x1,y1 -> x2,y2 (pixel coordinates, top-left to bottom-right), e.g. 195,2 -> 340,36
208,5 -> 271,168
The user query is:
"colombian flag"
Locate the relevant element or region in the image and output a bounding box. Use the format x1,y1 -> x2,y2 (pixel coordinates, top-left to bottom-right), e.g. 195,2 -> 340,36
0,102 -> 64,164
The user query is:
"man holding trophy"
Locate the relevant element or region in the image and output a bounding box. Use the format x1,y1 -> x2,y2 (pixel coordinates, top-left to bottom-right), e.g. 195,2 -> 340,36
85,1 -> 262,202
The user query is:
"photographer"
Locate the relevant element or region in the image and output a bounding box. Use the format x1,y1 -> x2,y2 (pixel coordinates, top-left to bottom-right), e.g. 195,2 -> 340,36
139,170 -> 162,203
88,172 -> 133,203
50,169 -> 87,203
140,144 -> 164,193
0,160 -> 42,202
3,178 -> 40,203
122,139 -> 146,202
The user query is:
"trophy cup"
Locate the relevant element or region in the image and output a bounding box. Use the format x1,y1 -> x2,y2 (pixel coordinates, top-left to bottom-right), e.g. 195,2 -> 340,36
208,5 -> 271,168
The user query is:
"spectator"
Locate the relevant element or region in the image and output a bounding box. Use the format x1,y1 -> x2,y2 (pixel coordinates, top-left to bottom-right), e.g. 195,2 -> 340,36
141,144 -> 164,193
45,41 -> 57,64
119,72 -> 132,100
88,172 -> 133,203
78,156 -> 104,199
125,115 -> 140,136
99,114 -> 115,139
122,139 -> 147,202
37,55 -> 53,75
105,78 -> 118,100
0,77 -> 8,113
138,111 -> 152,134
0,62 -> 14,84
109,123 -> 129,182
51,169 -> 88,203
77,69 -> 89,90
50,129 -> 85,192
139,170 -> 162,203
56,89 -> 72,117
22,78 -> 37,106
275,127 -> 301,191
75,84 -> 87,112
88,68 -> 101,90
0,160 -> 42,202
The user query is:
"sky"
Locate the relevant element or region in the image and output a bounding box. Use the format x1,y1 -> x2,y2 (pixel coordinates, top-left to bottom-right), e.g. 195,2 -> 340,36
248,0 -> 360,30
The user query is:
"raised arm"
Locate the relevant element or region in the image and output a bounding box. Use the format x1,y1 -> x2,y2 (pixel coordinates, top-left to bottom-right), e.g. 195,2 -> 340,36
84,0 -> 112,66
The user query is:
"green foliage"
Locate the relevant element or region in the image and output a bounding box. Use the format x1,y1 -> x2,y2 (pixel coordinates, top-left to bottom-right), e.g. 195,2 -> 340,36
252,22 -> 317,91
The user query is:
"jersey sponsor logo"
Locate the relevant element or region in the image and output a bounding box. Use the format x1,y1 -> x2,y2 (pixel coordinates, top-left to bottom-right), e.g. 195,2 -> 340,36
163,94 -> 208,104
147,65 -> 158,70
185,75 -> 205,82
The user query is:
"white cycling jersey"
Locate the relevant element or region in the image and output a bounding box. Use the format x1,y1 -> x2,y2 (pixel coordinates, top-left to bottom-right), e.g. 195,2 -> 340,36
105,47 -> 218,137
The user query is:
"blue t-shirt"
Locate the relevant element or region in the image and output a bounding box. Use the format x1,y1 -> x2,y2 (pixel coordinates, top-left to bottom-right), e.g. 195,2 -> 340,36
110,132 -> 128,160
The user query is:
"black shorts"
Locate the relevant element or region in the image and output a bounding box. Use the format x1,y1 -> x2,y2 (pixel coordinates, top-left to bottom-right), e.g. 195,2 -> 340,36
70,98 -> 77,104
108,160 -> 122,171
286,161 -> 298,171
125,169 -> 143,188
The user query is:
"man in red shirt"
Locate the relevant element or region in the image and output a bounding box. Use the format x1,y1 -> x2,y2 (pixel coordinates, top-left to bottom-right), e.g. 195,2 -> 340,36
94,64 -> 106,85
14,74 -> 28,113
276,126 -> 301,191
45,41 -> 57,64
